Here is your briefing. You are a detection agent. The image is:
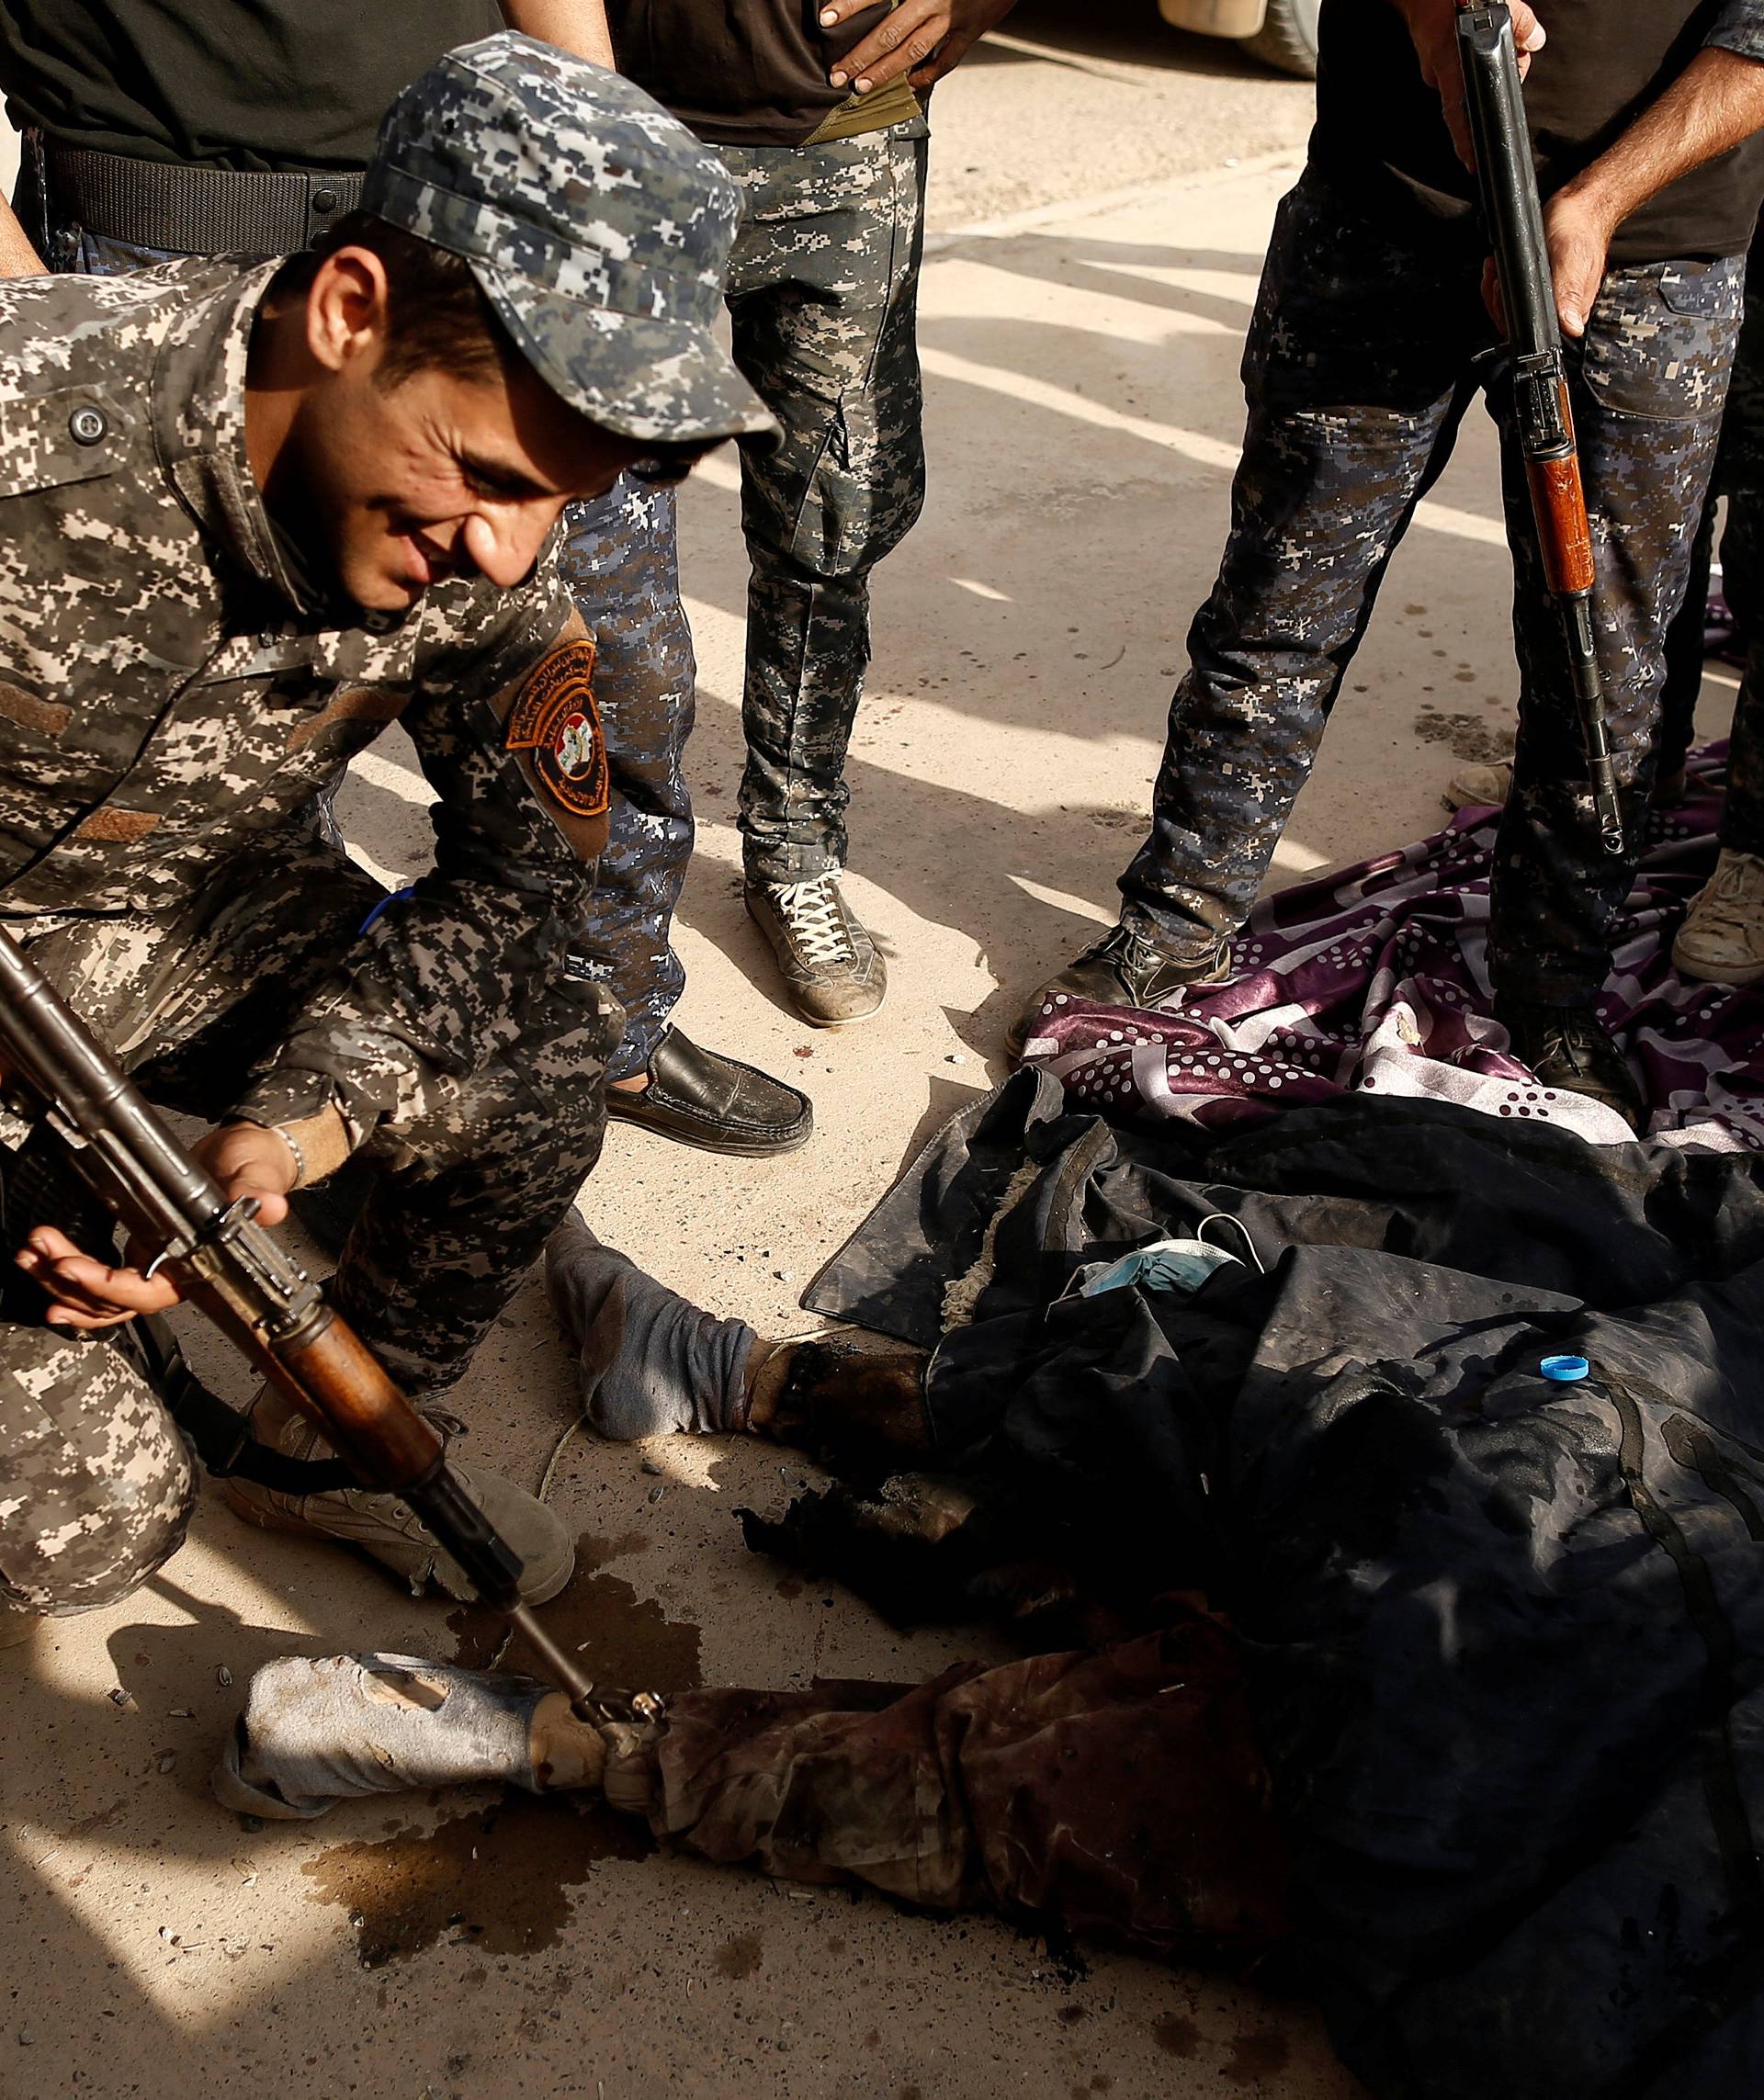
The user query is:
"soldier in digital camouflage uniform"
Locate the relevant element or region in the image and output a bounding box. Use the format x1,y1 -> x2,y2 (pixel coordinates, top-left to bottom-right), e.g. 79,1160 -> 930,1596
1012,0 -> 1764,1133
0,34 -> 778,1638
0,0 -> 817,1162
582,0 -> 1015,1045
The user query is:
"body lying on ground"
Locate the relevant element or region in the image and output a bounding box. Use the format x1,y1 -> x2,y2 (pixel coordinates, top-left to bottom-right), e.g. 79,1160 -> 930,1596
222,1078 -> 1764,2100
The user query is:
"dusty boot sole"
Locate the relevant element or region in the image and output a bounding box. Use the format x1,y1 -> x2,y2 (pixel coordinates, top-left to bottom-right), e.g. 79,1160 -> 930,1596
1669,939 -> 1764,987
222,1483 -> 574,1608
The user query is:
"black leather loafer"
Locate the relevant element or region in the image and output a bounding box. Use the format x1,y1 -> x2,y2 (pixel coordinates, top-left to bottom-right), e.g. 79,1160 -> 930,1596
605,1028 -> 813,1157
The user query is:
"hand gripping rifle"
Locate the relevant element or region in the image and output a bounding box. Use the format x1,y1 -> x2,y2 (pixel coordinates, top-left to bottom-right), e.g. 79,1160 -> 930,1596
0,922 -> 660,1728
1456,0 -> 1625,854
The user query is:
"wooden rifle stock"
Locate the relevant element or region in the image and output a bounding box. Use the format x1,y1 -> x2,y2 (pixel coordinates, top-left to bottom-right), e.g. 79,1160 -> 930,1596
1524,383 -> 1596,597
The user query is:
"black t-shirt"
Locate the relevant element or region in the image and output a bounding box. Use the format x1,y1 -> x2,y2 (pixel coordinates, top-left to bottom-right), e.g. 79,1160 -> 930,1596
609,0 -> 910,146
1311,0 -> 1764,264
0,0 -> 502,170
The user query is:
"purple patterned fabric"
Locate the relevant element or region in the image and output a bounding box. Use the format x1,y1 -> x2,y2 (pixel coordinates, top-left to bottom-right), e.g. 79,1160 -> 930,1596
1022,746 -> 1764,1152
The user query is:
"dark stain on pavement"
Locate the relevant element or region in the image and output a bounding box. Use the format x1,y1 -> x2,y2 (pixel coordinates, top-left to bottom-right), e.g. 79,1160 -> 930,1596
68,1798 -> 128,1837
303,1790 -> 650,1968
1413,706 -> 1512,763
1151,2013 -> 1202,2058
303,1532 -> 698,1969
1220,2030 -> 1293,2084
447,1531 -> 697,1694
714,1930 -> 764,1979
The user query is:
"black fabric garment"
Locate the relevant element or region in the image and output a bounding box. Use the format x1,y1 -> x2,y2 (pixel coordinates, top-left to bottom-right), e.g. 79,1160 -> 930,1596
1311,0 -> 1764,265
798,1074 -> 1764,2097
805,1070 -> 1764,1348
0,0 -> 501,170
608,0 -> 904,145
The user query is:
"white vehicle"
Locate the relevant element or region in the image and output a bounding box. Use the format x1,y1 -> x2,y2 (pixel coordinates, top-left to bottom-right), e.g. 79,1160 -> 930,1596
1159,0 -> 1320,79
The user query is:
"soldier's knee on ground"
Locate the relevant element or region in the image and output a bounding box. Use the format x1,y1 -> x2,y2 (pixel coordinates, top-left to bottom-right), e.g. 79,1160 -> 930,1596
0,1325 -> 196,1614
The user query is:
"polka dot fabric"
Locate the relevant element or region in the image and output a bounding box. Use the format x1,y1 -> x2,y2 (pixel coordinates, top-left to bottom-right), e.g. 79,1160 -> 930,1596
1023,745 -> 1764,1153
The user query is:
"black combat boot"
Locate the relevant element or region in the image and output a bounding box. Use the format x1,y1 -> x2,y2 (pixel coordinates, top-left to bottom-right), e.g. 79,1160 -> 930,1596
1494,998 -> 1646,1135
1006,915 -> 1231,1058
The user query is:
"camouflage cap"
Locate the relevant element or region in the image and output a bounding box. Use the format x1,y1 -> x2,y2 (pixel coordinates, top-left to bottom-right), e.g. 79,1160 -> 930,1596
362,32 -> 777,450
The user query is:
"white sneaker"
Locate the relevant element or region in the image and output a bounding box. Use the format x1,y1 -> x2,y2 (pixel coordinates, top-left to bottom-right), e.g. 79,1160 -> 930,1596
1673,849 -> 1764,985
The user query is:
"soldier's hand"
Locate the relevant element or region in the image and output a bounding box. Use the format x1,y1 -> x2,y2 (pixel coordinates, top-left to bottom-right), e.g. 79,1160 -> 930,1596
1541,184 -> 1612,338
14,1123 -> 295,1330
821,0 -> 1020,97
1396,0 -> 1545,170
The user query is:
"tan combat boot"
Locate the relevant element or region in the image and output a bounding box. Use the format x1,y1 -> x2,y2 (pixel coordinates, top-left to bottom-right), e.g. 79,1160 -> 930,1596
1443,759 -> 1515,811
223,1392 -> 572,1605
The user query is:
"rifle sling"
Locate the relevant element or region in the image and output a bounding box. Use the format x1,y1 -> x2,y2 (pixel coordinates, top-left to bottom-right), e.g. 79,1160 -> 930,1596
155,1341 -> 359,1496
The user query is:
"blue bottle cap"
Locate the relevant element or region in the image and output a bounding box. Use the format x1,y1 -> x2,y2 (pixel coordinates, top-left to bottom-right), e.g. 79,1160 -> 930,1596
1540,1354 -> 1590,1383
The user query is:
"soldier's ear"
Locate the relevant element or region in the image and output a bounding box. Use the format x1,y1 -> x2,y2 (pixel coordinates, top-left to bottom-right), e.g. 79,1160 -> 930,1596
304,246 -> 393,377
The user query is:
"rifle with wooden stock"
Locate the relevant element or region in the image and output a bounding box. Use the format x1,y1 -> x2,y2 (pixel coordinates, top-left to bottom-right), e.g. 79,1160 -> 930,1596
0,921 -> 658,1728
1457,0 -> 1625,854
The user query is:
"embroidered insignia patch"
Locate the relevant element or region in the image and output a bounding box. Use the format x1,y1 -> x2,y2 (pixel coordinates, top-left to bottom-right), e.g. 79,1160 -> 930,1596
504,640 -> 607,818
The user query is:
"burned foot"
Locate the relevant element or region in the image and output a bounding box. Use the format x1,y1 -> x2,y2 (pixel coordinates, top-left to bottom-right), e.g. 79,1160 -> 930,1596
740,1473 -> 1000,1627
745,1331 -> 934,1470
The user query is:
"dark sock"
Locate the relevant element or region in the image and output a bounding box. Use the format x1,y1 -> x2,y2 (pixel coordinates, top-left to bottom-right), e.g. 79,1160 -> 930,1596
545,1215 -> 756,1440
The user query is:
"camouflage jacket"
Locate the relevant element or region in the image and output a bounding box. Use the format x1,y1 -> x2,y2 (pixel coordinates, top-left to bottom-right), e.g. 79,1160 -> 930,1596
0,258 -> 608,1145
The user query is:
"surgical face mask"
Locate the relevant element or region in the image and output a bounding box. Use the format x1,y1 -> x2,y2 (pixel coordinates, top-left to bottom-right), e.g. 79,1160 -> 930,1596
1063,1236 -> 1242,1301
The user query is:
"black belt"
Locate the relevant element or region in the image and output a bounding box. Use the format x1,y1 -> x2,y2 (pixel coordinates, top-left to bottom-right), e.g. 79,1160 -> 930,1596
42,143 -> 364,258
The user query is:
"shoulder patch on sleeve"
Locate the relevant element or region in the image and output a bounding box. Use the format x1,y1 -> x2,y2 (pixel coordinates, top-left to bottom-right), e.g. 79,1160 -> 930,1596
503,639 -> 607,819
0,386 -> 129,502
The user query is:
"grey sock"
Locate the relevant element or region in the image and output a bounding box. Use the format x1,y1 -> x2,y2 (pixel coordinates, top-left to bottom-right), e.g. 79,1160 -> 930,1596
212,1654 -> 551,1821
545,1214 -> 756,1440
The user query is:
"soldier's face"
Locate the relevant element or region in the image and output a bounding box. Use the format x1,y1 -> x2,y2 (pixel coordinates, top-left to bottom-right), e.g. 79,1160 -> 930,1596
261,254 -> 652,612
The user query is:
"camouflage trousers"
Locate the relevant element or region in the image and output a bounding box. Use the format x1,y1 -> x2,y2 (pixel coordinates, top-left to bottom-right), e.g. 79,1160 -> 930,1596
557,472 -> 695,1078
1659,222 -> 1764,854
724,121 -> 929,885
1123,169 -> 1742,1006
563,122 -> 929,1051
0,831 -> 618,1615
1721,254 -> 1764,857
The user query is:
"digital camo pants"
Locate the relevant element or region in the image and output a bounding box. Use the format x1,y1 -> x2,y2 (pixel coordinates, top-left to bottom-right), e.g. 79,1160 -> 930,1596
0,831 -> 619,1616
1121,168 -> 1740,1007
724,120 -> 929,886
560,123 -> 929,1072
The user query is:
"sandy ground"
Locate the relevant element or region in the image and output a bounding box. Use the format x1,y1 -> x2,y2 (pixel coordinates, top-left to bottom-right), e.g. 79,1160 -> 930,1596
2,21 -> 1745,2100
